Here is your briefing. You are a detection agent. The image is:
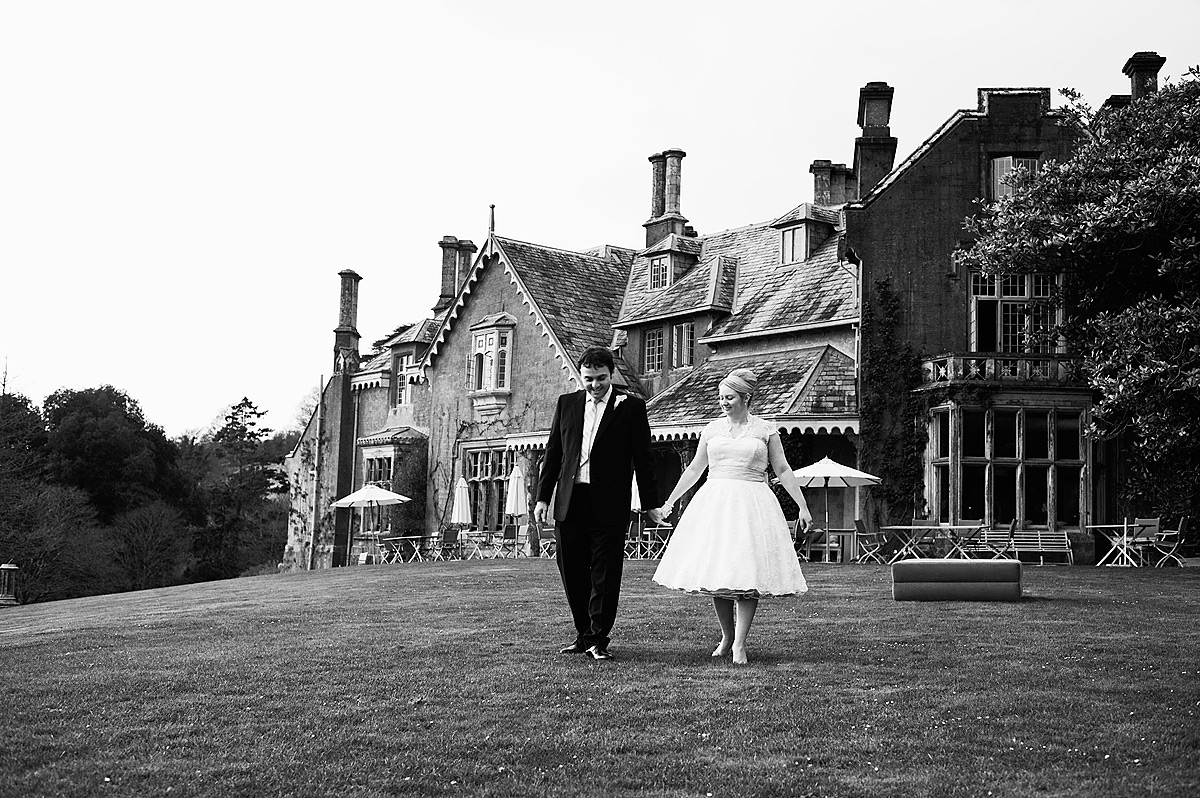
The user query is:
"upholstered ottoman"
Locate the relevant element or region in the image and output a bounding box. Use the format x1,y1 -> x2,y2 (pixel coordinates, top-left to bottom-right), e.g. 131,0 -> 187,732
892,558 -> 1022,601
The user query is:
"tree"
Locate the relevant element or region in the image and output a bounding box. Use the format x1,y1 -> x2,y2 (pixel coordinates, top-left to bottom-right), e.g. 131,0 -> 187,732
191,398 -> 287,579
108,502 -> 188,591
0,392 -> 47,506
42,386 -> 185,522
958,68 -> 1200,516
0,485 -> 113,603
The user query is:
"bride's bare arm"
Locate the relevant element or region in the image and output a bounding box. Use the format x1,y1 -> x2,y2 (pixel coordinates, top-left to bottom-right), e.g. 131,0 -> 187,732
767,432 -> 813,528
658,428 -> 712,512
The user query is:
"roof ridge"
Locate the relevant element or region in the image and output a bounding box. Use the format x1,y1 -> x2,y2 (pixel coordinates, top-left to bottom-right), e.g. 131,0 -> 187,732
495,235 -> 622,262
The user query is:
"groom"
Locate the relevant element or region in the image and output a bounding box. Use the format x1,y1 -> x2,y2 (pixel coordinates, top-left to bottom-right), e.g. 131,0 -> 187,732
535,346 -> 662,661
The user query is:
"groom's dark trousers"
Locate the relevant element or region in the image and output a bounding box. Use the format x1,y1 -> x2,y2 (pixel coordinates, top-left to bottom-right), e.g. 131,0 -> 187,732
537,390 -> 658,650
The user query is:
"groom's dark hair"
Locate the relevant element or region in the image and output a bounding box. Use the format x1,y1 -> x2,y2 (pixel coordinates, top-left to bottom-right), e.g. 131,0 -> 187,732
577,346 -> 615,374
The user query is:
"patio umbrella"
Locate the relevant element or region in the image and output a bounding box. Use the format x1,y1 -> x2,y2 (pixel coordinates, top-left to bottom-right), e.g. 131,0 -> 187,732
504,466 -> 528,518
333,484 -> 411,557
451,476 -> 473,526
332,484 -> 411,508
791,457 -> 882,530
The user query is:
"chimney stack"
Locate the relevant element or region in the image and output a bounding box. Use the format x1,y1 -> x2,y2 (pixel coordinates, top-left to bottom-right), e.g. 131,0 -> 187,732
1123,51 -> 1167,100
810,160 -> 833,205
854,82 -> 898,198
433,236 -> 476,313
648,152 -> 666,219
643,149 -> 689,247
333,269 -> 362,373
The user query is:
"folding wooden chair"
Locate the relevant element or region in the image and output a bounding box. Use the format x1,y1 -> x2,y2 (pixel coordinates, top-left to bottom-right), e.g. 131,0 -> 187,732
1150,516 -> 1187,567
537,523 -> 557,558
491,524 -> 520,558
853,519 -> 888,564
1130,517 -> 1161,566
642,525 -> 673,559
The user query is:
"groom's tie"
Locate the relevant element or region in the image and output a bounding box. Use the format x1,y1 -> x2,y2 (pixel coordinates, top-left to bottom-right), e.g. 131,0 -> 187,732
578,394 -> 606,483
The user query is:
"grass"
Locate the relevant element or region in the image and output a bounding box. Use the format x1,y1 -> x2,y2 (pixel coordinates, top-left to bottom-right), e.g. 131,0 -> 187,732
1,560 -> 1198,798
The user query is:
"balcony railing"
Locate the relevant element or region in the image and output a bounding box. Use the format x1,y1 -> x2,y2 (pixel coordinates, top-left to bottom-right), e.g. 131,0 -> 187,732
921,354 -> 1084,387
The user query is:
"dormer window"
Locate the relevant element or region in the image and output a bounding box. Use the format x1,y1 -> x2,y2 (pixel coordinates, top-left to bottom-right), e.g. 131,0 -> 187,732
649,256 -> 669,289
781,225 -> 808,265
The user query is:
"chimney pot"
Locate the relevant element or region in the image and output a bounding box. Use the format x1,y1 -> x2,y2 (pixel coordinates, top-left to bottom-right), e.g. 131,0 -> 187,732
857,82 -> 895,132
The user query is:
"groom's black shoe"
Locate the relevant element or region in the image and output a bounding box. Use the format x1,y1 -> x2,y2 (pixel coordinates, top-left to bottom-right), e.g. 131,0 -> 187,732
559,642 -> 588,654
586,645 -> 614,661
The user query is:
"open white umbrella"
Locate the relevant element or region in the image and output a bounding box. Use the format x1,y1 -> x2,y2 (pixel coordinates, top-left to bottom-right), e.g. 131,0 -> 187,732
451,476 -> 473,526
504,466 -> 528,518
332,484 -> 411,508
791,457 -> 881,530
333,484 -> 411,562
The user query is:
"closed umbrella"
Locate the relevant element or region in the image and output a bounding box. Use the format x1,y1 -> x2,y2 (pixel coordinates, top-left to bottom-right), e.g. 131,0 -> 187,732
451,476 -> 472,525
504,466 -> 528,518
791,457 -> 882,530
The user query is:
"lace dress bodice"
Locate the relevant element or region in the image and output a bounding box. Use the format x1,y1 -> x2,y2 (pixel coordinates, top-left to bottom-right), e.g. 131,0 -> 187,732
705,416 -> 772,483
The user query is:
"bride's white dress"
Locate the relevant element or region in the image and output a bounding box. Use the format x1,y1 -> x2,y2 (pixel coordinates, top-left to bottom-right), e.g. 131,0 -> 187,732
653,416 -> 808,597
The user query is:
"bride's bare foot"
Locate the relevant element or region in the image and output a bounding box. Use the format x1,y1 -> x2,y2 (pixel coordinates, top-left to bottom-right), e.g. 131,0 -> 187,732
731,644 -> 748,665
712,640 -> 732,657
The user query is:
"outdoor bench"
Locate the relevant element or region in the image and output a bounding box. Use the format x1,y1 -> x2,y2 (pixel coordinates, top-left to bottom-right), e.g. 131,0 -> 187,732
892,558 -> 1022,601
1006,529 -> 1074,565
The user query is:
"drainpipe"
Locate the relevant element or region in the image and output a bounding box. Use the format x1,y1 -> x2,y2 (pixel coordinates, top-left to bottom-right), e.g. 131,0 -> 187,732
308,376 -> 324,571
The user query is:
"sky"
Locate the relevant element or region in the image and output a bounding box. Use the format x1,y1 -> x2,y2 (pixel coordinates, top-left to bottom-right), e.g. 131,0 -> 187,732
2,0 -> 1197,438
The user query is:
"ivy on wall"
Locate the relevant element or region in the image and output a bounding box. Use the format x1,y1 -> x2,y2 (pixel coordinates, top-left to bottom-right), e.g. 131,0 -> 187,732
858,278 -> 928,526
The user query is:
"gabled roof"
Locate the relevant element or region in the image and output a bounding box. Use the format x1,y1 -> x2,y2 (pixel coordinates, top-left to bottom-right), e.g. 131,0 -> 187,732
420,234 -> 636,385
851,87 -> 1064,208
769,203 -> 841,229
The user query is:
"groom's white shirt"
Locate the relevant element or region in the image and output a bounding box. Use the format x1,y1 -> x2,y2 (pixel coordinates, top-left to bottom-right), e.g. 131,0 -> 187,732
576,385 -> 612,484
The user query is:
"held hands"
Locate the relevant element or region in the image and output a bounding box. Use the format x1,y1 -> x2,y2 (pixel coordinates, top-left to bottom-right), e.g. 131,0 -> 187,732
647,503 -> 673,526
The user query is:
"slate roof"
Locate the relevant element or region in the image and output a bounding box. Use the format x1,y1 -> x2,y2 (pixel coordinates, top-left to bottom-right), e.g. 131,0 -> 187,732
707,231 -> 853,339
647,346 -> 859,429
647,348 -> 825,426
493,236 -> 634,369
617,219 -> 855,339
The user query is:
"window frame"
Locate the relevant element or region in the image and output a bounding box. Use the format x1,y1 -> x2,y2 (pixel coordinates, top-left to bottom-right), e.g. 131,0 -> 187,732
780,225 -> 808,265
649,256 -> 669,290
671,321 -> 695,368
643,327 -> 664,373
969,272 -> 1062,354
467,327 -> 513,392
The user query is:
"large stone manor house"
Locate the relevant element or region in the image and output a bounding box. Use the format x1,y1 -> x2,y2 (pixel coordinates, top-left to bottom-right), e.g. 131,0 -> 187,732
283,51 -> 1168,569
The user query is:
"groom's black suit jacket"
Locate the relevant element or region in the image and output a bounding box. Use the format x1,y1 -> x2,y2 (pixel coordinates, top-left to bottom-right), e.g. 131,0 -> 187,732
537,389 -> 659,529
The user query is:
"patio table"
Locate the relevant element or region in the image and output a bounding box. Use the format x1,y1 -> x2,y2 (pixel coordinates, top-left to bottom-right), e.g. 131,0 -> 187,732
880,525 -> 984,563
1090,520 -> 1156,567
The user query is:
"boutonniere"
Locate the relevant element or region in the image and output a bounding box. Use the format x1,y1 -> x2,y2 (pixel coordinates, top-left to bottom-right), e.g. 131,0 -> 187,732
613,394 -> 627,409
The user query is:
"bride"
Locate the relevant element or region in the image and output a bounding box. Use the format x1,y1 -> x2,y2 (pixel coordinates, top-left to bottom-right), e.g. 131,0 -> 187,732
652,368 -> 812,665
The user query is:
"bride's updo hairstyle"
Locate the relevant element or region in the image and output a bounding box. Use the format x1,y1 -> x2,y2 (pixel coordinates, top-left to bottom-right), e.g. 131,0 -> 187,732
719,368 -> 758,406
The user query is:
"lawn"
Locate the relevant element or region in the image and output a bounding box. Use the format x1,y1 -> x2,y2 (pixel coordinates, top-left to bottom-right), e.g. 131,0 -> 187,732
1,560 -> 1198,798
